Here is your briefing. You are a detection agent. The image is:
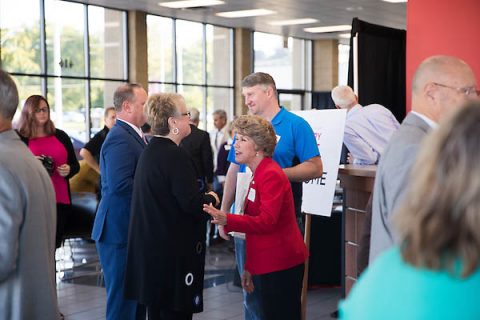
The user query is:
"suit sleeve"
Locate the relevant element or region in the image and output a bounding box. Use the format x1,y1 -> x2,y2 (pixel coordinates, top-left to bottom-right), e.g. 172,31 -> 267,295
171,149 -> 215,220
102,134 -> 137,196
225,169 -> 287,234
201,131 -> 214,183
0,168 -> 23,282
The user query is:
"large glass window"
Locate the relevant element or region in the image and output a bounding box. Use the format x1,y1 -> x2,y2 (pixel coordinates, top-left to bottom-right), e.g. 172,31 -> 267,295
254,32 -> 312,110
147,15 -> 234,130
147,16 -> 174,83
176,20 -> 203,85
206,25 -> 233,86
0,0 -> 127,142
0,0 -> 42,75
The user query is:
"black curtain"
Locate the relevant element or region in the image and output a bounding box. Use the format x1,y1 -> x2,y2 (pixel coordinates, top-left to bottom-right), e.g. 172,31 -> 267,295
312,91 -> 335,110
347,18 -> 406,123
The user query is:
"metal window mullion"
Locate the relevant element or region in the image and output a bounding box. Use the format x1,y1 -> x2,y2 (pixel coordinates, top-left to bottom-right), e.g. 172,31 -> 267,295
84,4 -> 91,139
202,24 -> 207,129
40,0 -> 47,96
172,18 -> 177,91
123,11 -> 128,80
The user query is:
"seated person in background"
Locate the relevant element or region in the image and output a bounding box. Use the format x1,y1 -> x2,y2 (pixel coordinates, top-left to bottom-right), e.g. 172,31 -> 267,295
340,101 -> 480,319
80,106 -> 116,199
331,85 -> 400,165
69,160 -> 99,194
204,115 -> 308,320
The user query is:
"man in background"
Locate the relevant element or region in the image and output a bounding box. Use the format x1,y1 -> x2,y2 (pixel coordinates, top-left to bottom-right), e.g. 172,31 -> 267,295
370,55 -> 479,263
91,83 -> 148,320
331,85 -> 400,165
0,69 -> 58,320
180,107 -> 214,193
80,106 -> 116,199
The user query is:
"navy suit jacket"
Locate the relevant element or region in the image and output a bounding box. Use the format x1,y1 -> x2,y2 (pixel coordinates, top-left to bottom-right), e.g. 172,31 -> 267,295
92,120 -> 146,244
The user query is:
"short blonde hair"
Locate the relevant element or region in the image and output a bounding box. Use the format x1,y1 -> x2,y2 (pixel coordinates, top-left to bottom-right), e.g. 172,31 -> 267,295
232,115 -> 276,157
145,93 -> 184,136
394,101 -> 480,277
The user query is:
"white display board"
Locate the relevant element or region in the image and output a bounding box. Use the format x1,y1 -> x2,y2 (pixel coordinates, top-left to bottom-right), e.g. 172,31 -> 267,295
292,109 -> 347,217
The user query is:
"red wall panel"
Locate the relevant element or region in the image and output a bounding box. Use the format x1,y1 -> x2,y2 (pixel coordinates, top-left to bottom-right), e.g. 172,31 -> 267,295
406,0 -> 480,111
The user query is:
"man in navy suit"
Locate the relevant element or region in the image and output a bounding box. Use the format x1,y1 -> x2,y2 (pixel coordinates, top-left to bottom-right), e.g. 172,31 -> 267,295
92,83 -> 148,320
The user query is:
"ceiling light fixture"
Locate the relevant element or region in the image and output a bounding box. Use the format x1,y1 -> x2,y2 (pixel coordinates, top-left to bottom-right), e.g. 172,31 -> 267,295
158,0 -> 224,9
382,0 -> 407,3
268,18 -> 318,26
339,33 -> 351,39
216,9 -> 276,18
304,25 -> 352,33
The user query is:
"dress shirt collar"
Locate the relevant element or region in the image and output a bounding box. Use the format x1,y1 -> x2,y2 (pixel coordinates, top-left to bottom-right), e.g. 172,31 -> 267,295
117,118 -> 144,138
410,111 -> 438,129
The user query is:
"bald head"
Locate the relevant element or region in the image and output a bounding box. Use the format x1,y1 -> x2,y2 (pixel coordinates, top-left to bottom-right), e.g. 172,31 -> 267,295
331,85 -> 358,109
411,55 -> 478,122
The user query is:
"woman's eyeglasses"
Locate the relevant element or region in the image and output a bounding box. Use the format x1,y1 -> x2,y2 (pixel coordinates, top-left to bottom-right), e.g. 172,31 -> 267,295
34,107 -> 49,114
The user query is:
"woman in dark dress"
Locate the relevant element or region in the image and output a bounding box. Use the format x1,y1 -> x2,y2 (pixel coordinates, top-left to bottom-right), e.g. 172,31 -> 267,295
17,95 -> 80,249
124,93 -> 219,320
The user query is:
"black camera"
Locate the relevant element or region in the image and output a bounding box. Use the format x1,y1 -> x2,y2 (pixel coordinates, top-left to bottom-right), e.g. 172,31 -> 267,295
40,155 -> 55,176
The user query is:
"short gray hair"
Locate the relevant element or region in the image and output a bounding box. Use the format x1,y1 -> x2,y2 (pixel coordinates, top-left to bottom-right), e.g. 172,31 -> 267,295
331,85 -> 356,108
189,107 -> 200,122
113,83 -> 143,112
0,70 -> 19,120
213,109 -> 227,120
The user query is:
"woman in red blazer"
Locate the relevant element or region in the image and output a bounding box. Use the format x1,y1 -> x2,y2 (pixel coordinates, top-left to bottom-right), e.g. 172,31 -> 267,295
204,115 -> 308,320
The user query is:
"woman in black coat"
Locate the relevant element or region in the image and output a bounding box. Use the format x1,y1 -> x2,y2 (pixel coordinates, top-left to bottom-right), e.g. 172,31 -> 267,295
124,93 -> 219,320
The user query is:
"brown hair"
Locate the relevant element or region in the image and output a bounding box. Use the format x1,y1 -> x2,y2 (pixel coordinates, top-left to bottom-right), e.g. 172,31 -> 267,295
104,106 -> 115,118
17,95 -> 55,138
394,101 -> 480,277
145,93 -> 184,136
241,72 -> 278,99
113,83 -> 144,112
232,115 -> 277,157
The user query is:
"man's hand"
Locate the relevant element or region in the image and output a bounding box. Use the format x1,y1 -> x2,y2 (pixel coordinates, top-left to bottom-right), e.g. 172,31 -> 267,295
206,191 -> 220,207
217,225 -> 230,240
241,270 -> 254,293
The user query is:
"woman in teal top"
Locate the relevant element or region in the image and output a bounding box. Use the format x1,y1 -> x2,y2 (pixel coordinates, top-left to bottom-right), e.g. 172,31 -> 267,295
340,102 -> 480,320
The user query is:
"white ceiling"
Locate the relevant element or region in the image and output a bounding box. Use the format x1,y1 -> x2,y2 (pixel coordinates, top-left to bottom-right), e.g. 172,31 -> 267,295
79,0 -> 406,41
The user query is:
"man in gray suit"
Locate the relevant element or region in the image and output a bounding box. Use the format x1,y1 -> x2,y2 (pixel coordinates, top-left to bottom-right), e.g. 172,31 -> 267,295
0,70 -> 58,319
369,55 -> 479,263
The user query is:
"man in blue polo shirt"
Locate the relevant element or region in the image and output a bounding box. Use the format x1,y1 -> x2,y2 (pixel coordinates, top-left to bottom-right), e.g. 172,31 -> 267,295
220,72 -> 323,320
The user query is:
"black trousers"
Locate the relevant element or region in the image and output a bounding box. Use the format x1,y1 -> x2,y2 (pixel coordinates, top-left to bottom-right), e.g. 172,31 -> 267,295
56,203 -> 70,248
147,305 -> 192,320
255,263 -> 305,320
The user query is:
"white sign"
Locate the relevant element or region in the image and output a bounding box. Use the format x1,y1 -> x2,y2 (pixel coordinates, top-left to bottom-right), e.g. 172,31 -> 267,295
292,109 -> 346,217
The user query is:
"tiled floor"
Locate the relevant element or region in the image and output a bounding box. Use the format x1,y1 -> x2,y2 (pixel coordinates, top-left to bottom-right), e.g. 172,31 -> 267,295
57,239 -> 341,320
